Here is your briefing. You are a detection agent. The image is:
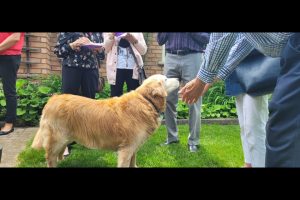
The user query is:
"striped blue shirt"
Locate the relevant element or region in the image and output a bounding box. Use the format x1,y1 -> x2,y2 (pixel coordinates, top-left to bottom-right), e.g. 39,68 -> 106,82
198,32 -> 292,83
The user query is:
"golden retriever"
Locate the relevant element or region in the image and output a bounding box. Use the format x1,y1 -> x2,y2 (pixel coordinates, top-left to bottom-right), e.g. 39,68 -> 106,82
31,74 -> 179,167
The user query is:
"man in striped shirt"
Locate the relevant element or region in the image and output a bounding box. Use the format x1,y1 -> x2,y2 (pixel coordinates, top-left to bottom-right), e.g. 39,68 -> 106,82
180,32 -> 300,167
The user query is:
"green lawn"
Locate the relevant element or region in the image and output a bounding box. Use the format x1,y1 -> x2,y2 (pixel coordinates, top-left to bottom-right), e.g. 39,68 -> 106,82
17,124 -> 243,167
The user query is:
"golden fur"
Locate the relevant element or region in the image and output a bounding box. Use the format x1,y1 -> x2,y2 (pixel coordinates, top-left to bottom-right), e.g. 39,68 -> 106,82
31,74 -> 179,167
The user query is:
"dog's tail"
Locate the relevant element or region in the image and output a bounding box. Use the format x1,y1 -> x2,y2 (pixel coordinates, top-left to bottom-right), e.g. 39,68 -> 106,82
31,127 -> 45,150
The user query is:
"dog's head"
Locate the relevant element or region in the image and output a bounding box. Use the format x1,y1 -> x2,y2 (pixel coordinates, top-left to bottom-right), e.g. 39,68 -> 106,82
136,74 -> 179,112
143,74 -> 180,95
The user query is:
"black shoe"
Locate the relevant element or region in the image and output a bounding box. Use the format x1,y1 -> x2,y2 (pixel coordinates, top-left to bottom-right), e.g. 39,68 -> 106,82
0,127 -> 14,136
188,144 -> 199,152
161,140 -> 179,146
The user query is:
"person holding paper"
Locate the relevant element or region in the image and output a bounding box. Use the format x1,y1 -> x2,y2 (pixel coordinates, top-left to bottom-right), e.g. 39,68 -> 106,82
103,32 -> 147,97
54,32 -> 104,98
54,32 -> 105,156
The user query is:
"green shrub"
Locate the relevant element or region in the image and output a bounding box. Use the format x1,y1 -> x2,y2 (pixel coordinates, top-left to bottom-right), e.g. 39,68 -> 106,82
0,76 -> 237,126
202,81 -> 237,118
177,81 -> 237,119
0,75 -> 62,126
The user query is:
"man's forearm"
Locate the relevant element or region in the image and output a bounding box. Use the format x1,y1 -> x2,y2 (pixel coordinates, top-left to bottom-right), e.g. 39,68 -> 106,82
197,33 -> 237,83
0,33 -> 21,52
216,35 -> 254,80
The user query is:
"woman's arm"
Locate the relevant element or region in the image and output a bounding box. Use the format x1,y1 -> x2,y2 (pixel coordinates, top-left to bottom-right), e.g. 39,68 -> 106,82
103,32 -> 115,53
128,33 -> 147,55
0,33 -> 21,52
54,32 -> 76,58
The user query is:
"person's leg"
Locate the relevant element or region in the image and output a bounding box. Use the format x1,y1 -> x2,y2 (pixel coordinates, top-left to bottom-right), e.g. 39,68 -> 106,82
61,66 -> 82,95
81,69 -> 99,99
61,66 -> 82,155
236,94 -> 252,167
126,69 -> 140,92
0,55 -> 21,133
181,53 -> 203,148
266,33 -> 300,167
164,54 -> 181,143
110,69 -> 126,97
242,94 -> 268,167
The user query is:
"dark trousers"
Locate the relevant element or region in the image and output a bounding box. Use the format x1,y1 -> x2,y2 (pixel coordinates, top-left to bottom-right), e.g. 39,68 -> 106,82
62,66 -> 99,99
62,66 -> 99,150
110,69 -> 139,97
266,33 -> 300,167
0,55 -> 21,123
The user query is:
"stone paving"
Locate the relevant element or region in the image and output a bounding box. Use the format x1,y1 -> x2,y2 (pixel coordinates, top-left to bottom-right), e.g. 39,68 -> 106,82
0,127 -> 38,167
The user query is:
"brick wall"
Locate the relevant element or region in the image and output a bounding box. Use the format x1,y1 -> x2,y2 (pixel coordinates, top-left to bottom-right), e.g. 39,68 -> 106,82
19,32 -> 164,78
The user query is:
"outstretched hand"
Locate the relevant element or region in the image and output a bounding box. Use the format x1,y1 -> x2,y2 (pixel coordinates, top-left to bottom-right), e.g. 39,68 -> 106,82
179,78 -> 206,104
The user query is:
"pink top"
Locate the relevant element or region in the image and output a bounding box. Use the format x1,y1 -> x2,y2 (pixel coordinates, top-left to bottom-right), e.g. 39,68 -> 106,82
0,32 -> 25,55
103,33 -> 147,85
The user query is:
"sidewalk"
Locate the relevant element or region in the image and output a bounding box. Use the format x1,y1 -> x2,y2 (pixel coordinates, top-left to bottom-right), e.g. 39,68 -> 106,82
0,127 -> 38,167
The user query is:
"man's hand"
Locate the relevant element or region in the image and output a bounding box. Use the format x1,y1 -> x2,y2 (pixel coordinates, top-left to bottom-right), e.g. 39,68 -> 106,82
179,78 -> 206,104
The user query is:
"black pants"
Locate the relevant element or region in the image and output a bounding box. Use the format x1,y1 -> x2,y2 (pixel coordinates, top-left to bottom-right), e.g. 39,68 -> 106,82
110,69 -> 139,97
62,66 -> 99,150
266,33 -> 300,167
0,55 -> 21,123
62,66 -> 99,99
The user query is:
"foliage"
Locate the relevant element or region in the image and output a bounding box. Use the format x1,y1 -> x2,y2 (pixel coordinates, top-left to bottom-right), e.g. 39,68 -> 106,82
202,81 -> 237,118
0,75 -> 62,126
0,76 -> 237,126
177,81 -> 237,119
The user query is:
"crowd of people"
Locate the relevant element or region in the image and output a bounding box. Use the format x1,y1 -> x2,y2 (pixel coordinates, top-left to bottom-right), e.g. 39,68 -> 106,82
1,32 -> 299,167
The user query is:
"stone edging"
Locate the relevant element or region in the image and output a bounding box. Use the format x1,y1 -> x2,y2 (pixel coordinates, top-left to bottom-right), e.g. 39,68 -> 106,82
161,118 -> 238,125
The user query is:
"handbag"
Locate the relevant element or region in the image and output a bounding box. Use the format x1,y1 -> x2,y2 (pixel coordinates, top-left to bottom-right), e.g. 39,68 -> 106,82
128,45 -> 147,85
235,49 -> 281,96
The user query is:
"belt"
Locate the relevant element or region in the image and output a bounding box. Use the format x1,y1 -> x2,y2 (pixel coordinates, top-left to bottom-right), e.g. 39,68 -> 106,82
166,49 -> 201,56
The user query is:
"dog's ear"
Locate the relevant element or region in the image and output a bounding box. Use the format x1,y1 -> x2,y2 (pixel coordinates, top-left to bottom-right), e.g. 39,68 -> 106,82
151,81 -> 167,98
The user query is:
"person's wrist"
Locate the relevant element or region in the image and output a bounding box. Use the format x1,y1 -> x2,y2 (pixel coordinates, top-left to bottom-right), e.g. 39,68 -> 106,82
196,78 -> 206,92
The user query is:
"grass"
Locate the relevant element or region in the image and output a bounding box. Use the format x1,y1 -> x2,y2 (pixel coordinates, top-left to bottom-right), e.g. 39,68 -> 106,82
17,124 -> 243,168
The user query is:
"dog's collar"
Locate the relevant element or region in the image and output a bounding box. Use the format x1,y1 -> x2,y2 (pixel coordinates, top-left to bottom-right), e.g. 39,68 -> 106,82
143,96 -> 163,116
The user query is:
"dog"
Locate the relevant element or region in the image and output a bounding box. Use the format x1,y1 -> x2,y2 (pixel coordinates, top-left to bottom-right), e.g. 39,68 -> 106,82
31,74 -> 179,167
